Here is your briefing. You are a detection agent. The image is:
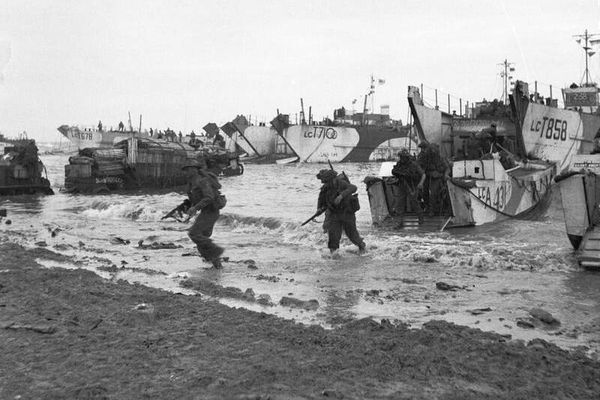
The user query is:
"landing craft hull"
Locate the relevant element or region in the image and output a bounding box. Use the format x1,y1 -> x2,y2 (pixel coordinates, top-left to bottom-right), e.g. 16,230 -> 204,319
556,154 -> 600,255
557,173 -> 589,249
282,124 -> 410,163
512,81 -> 600,173
57,125 -> 149,150
0,140 -> 53,196
407,86 -> 516,160
222,124 -> 295,162
63,138 -> 242,194
520,103 -> 600,171
229,126 -> 294,158
239,126 -> 278,155
447,160 -> 555,226
365,159 -> 555,229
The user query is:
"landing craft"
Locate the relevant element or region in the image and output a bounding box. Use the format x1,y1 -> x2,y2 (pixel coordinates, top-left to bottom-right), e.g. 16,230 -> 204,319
0,134 -> 53,195
223,77 -> 417,163
555,154 -> 600,267
276,109 -> 413,163
63,137 -> 242,194
407,84 -> 517,161
364,82 -> 556,229
365,157 -> 555,229
221,115 -> 296,163
511,80 -> 600,173
512,31 -> 600,173
58,114 -> 151,149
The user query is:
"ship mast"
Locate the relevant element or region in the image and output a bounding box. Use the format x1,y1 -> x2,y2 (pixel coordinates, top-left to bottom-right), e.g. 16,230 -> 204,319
574,29 -> 600,87
369,74 -> 375,114
498,59 -> 515,105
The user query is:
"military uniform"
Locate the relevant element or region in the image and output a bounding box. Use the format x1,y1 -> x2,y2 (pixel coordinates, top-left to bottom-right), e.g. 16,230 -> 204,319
316,170 -> 365,253
185,164 -> 224,267
417,144 -> 449,216
391,151 -> 425,223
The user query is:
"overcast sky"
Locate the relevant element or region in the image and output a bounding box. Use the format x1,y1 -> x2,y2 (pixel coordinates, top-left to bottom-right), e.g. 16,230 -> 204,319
1,0 -> 599,141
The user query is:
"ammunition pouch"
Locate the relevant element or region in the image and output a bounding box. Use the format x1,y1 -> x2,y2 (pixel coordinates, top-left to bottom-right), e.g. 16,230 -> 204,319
215,194 -> 227,209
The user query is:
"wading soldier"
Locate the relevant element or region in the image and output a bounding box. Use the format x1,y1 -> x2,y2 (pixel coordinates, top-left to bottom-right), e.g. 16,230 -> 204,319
392,148 -> 426,225
183,160 -> 226,269
316,169 -> 365,255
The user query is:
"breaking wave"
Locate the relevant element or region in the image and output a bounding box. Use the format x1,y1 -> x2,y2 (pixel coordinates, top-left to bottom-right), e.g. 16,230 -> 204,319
218,213 -> 303,232
70,192 -> 576,273
359,230 -> 576,273
81,199 -> 164,221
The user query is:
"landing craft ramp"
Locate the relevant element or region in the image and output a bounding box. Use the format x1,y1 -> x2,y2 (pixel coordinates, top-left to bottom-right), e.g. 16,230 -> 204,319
577,227 -> 600,269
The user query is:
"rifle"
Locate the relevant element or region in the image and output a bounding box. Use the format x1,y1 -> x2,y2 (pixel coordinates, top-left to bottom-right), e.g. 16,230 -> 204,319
301,208 -> 326,226
161,199 -> 191,222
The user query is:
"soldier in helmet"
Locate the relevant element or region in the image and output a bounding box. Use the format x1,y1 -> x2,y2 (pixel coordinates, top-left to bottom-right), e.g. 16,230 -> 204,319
183,160 -> 225,269
391,148 -> 426,225
417,142 -> 450,216
315,169 -> 365,255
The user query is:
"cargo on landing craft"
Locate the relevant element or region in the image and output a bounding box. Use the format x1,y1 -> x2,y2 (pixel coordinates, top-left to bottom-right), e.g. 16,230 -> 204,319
63,137 -> 242,194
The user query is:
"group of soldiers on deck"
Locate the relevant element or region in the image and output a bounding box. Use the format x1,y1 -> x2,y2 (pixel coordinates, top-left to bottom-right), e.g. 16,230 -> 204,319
96,120 -> 227,149
389,123 -> 513,226
390,142 -> 450,225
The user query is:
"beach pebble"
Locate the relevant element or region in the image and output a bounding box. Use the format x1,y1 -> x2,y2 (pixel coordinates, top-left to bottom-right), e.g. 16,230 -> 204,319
279,296 -> 319,311
516,319 -> 535,329
256,294 -> 272,306
529,308 -> 560,325
243,288 -> 255,301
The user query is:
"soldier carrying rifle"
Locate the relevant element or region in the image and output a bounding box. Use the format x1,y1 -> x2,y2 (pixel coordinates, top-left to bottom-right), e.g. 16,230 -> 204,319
313,169 -> 365,256
168,159 -> 227,269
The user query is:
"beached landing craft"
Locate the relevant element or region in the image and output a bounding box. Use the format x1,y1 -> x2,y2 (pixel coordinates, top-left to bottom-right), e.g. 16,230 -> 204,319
221,115 -> 296,163
63,137 -> 242,194
407,84 -> 518,160
0,135 -> 53,195
57,120 -> 150,150
223,77 -> 416,164
365,156 -> 555,229
223,110 -> 414,164
272,107 -> 413,163
511,31 -> 600,173
364,84 -> 556,229
511,80 -> 600,173
556,154 -> 600,268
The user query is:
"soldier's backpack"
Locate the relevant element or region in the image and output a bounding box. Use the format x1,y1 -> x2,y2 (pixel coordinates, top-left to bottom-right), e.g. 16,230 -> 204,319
206,172 -> 227,209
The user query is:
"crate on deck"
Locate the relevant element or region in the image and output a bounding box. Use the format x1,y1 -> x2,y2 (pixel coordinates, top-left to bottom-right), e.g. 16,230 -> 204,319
94,160 -> 125,177
80,148 -> 125,161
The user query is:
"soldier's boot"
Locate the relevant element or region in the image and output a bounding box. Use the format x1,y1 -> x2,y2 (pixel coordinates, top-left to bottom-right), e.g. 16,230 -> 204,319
358,244 -> 367,254
211,257 -> 223,269
211,245 -> 225,269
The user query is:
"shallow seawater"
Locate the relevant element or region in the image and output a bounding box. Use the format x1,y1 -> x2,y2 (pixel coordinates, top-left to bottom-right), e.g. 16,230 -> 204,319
1,153 -> 599,356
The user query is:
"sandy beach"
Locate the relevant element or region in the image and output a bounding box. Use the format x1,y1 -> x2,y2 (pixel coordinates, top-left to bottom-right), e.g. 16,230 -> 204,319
1,239 -> 599,400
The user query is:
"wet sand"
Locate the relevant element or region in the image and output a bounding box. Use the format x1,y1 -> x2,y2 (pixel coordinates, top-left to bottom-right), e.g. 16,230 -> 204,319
1,239 -> 599,399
